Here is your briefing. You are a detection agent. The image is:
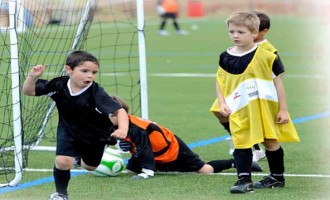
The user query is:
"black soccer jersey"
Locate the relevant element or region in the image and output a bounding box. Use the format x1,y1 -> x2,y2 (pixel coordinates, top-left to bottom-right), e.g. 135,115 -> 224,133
35,76 -> 122,143
219,46 -> 285,75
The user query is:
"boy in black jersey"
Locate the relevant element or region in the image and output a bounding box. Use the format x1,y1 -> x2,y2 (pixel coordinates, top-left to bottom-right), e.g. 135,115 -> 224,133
23,51 -> 129,200
215,12 -> 299,194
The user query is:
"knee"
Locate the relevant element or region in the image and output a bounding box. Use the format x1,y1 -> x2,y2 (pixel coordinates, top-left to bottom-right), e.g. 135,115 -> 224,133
263,139 -> 280,151
55,155 -> 74,170
197,164 -> 214,173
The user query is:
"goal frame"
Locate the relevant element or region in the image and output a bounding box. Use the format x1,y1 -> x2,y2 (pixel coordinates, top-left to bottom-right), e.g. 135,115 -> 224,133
1,0 -> 148,187
1,0 -> 24,187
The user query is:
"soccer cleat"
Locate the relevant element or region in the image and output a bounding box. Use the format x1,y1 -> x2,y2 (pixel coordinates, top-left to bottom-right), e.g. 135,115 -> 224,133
176,30 -> 189,35
252,149 -> 266,162
230,178 -> 254,194
158,30 -> 169,36
253,175 -> 285,189
49,192 -> 68,200
251,161 -> 263,172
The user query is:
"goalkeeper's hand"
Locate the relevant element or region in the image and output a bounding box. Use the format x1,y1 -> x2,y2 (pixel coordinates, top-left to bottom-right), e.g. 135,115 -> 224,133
132,168 -> 154,179
119,139 -> 132,152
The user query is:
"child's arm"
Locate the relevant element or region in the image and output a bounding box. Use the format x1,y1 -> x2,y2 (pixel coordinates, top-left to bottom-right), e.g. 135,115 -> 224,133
23,65 -> 47,96
110,108 -> 129,139
273,73 -> 289,124
216,81 -> 231,117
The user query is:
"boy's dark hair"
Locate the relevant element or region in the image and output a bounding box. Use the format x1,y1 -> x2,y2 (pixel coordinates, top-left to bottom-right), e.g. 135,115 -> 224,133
66,51 -> 99,69
253,11 -> 270,31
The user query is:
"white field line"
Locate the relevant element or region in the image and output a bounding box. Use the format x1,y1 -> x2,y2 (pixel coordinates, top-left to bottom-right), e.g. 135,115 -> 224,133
43,72 -> 327,79
23,168 -> 330,178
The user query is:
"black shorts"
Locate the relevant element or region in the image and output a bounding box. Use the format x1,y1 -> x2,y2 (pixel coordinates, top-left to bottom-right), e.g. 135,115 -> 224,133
155,135 -> 205,172
56,138 -> 106,167
161,12 -> 177,19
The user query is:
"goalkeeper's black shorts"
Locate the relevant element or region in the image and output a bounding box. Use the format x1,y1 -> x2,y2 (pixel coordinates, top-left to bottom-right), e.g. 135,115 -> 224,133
155,135 -> 205,172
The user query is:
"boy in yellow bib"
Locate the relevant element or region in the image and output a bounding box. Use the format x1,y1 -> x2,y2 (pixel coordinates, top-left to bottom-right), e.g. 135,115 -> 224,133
210,11 -> 287,162
215,11 -> 299,194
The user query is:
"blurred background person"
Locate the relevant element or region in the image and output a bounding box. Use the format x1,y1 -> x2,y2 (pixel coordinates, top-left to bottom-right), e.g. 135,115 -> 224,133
157,0 -> 188,36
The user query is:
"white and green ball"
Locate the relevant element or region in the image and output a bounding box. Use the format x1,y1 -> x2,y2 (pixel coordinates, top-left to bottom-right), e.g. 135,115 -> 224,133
91,148 -> 125,177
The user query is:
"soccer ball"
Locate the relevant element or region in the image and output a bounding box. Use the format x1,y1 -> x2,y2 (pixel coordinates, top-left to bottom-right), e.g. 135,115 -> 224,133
91,148 -> 125,177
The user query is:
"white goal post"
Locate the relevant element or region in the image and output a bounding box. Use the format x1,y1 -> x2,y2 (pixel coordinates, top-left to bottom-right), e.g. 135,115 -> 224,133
0,0 -> 148,187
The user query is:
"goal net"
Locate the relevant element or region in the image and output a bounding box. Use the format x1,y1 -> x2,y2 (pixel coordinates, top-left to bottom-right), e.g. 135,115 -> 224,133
0,0 -> 147,187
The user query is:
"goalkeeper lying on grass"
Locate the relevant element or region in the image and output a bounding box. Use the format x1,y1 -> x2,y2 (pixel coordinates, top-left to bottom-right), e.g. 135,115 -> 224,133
110,96 -> 262,179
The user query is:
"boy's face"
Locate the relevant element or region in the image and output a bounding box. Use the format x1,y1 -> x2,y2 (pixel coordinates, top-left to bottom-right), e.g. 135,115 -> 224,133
65,61 -> 99,90
228,23 -> 258,48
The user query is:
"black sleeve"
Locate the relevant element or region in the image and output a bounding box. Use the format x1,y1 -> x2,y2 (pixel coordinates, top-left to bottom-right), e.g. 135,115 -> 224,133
272,54 -> 285,76
34,79 -> 49,96
35,77 -> 66,96
218,52 -> 224,67
129,126 -> 156,170
94,87 -> 122,115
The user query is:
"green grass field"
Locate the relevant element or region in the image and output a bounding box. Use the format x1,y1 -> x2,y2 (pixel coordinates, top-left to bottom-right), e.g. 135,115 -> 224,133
0,13 -> 330,200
